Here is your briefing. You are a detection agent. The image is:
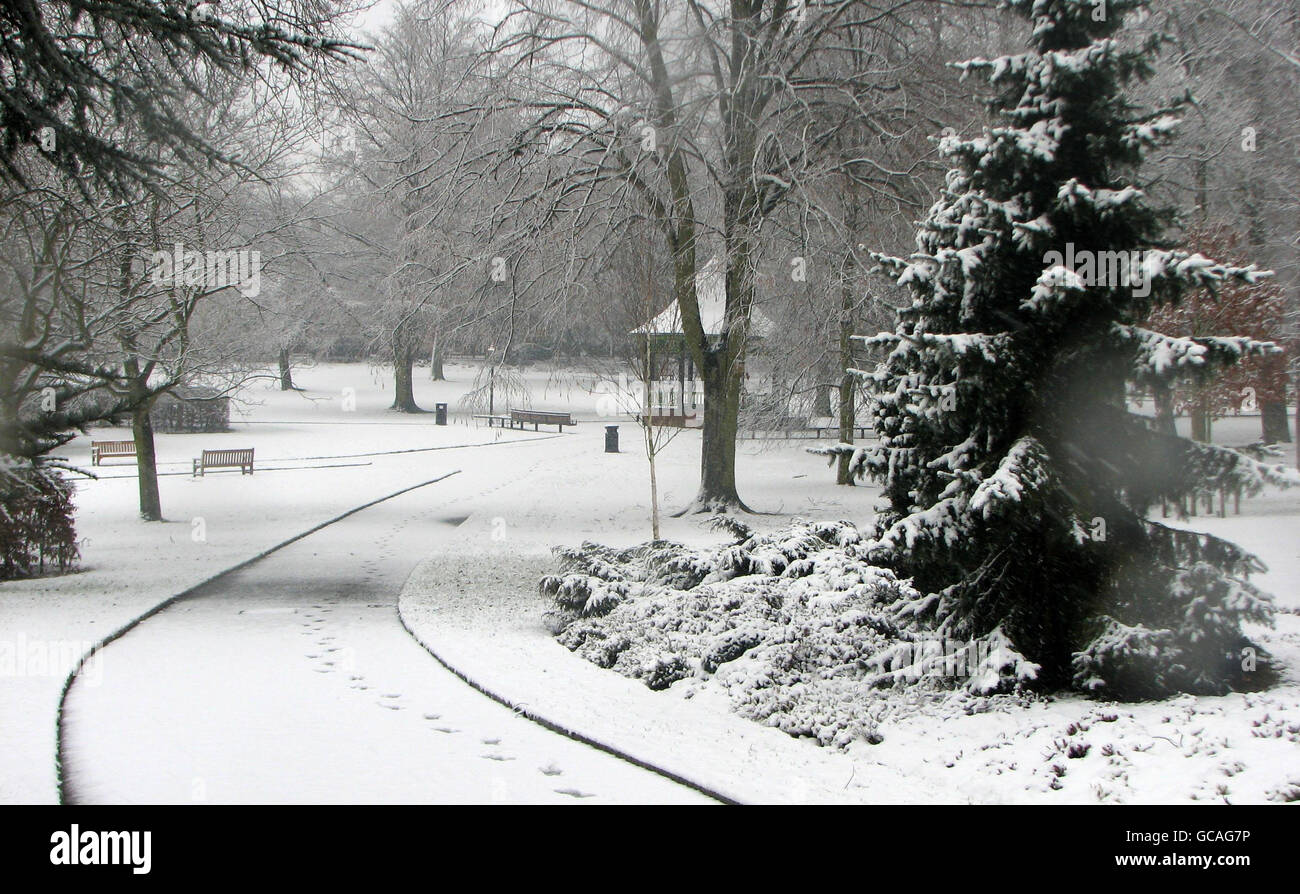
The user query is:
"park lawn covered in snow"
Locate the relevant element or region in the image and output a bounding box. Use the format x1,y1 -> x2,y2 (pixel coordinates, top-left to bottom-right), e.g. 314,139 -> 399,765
4,360 -> 1296,804
401,406 -> 1300,804
1,362 -> 557,803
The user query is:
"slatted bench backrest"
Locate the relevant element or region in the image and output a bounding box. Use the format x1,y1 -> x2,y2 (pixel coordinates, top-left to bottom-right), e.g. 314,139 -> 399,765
93,440 -> 136,453
202,449 -> 253,466
511,410 -> 573,424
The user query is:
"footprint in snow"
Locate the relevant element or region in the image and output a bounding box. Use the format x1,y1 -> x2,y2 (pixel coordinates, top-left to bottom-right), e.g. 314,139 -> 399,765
538,763 -> 563,777
380,693 -> 401,699
481,753 -> 515,762
423,713 -> 441,720
432,726 -> 459,734
555,788 -> 594,799
482,737 -> 501,745
379,702 -> 403,711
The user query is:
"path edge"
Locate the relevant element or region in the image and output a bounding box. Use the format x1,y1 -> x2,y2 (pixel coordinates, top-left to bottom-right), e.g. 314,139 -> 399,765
54,471 -> 460,805
395,587 -> 742,806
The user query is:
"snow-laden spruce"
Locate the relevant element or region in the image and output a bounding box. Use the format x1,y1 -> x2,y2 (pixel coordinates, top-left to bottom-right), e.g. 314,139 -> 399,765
813,0 -> 1298,698
541,519 -> 1038,748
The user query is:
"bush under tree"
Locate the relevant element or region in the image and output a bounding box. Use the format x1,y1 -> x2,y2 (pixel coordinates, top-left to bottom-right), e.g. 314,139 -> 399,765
0,460 -> 79,580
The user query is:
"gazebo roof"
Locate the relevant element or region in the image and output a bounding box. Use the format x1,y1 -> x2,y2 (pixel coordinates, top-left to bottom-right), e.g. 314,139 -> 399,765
632,256 -> 773,338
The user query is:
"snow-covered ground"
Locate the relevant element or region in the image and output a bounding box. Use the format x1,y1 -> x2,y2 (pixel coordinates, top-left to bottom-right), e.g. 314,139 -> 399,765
398,381 -> 1300,805
3,361 -> 1296,803
1,362 -> 567,803
60,473 -> 710,804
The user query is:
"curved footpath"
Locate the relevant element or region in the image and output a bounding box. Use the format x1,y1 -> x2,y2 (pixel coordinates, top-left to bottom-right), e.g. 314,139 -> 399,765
399,552 -> 951,805
59,468 -> 712,804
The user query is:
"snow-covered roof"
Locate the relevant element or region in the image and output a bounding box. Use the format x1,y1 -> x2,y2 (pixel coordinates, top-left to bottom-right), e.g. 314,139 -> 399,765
632,256 -> 773,338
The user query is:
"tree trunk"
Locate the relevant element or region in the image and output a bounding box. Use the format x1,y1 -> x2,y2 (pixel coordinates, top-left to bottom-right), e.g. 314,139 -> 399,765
678,343 -> 687,415
812,380 -> 832,417
1261,399 -> 1290,444
1259,356 -> 1291,443
648,445 -> 661,540
1152,382 -> 1177,438
836,325 -> 857,487
691,351 -> 746,511
132,399 -> 162,522
837,198 -> 860,486
836,375 -> 857,487
391,336 -> 421,412
836,280 -> 858,484
278,347 -> 295,391
643,360 -> 662,541
430,332 -> 445,381
1191,393 -> 1212,443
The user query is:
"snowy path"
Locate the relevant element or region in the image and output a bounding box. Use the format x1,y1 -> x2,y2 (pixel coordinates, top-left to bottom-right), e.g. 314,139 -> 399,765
58,471 -> 712,804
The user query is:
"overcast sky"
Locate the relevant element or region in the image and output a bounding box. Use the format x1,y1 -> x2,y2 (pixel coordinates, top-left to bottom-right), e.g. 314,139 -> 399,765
354,0 -> 398,35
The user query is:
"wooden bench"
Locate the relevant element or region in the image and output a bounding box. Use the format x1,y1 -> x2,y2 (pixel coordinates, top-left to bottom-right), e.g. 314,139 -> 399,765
193,448 -> 254,476
807,416 -> 873,440
510,409 -> 574,431
473,410 -> 575,432
91,440 -> 136,466
740,417 -> 875,440
635,409 -> 696,428
472,414 -> 513,429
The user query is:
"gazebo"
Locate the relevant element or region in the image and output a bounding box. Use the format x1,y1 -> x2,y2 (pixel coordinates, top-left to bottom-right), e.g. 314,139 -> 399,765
630,257 -> 772,417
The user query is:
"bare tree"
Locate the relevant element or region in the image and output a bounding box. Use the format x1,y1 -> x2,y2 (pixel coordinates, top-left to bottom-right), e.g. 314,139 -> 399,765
330,0 -> 493,411
463,0 -> 985,512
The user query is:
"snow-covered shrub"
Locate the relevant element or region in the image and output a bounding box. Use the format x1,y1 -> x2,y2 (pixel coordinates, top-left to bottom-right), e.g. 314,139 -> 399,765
542,519 -> 1038,748
0,459 -> 79,580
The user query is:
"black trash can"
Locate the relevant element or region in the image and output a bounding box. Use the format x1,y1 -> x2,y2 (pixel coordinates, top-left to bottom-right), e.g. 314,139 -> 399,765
435,402 -> 448,425
604,424 -> 619,453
